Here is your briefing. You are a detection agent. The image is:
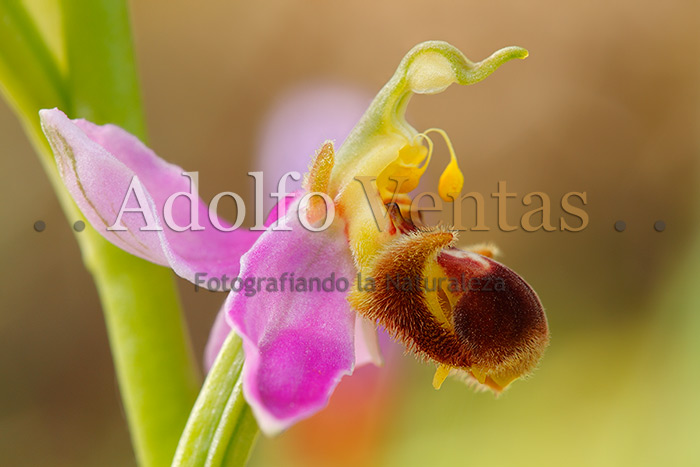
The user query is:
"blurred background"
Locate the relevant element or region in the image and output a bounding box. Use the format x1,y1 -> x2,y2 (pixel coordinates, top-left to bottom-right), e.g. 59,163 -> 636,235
1,0 -> 699,465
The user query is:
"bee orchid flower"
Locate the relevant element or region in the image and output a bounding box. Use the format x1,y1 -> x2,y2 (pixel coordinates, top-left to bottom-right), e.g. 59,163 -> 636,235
41,41 -> 549,436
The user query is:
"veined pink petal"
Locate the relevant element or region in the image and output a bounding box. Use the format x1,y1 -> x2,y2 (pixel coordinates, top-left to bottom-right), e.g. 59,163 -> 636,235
225,200 -> 357,434
40,108 -> 258,285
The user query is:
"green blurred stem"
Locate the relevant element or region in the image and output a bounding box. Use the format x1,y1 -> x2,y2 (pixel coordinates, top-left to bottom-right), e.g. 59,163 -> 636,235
0,2 -> 201,466
173,333 -> 260,467
0,0 -> 69,119
61,0 -> 146,138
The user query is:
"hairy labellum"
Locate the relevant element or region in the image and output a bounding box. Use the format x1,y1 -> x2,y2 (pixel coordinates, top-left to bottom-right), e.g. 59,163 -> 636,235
350,224 -> 549,392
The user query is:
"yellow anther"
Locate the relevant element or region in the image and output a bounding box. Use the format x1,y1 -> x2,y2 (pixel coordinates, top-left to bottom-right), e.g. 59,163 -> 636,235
423,128 -> 464,202
375,128 -> 463,203
439,159 -> 464,201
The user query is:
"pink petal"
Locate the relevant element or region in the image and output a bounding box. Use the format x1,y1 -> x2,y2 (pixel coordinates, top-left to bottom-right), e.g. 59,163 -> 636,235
40,108 -> 259,285
203,193 -> 300,370
203,262 -> 379,374
225,200 -> 357,434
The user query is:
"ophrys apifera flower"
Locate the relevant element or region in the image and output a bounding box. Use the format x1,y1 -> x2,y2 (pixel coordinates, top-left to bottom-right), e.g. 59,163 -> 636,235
40,40 -> 548,435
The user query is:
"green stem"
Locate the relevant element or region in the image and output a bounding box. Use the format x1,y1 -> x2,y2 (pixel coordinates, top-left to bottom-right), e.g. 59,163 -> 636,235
61,0 -> 146,138
0,2 -> 201,465
173,333 -> 260,467
0,0 -> 69,119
